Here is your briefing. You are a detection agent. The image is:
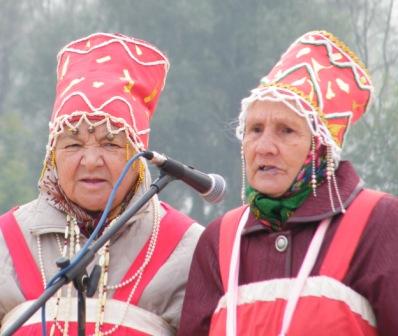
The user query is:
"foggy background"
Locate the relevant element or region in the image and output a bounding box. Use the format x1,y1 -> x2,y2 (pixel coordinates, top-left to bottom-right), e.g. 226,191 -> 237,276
1,0 -> 397,225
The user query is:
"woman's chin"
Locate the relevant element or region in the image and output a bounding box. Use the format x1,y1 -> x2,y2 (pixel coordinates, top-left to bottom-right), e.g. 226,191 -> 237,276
253,185 -> 289,198
76,200 -> 106,212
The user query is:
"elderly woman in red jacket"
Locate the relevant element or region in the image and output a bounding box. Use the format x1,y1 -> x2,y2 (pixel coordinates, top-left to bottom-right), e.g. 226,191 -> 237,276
179,30 -> 398,335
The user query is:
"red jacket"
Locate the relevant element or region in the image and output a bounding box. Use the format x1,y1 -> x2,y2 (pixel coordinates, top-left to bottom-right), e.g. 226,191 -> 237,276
178,161 -> 398,335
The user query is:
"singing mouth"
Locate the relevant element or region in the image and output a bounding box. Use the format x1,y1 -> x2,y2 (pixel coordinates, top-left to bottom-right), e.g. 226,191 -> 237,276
258,165 -> 282,174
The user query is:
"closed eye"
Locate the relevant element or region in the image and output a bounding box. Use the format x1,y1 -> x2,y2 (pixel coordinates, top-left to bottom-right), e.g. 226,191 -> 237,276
102,142 -> 123,151
65,143 -> 82,149
103,142 -> 122,147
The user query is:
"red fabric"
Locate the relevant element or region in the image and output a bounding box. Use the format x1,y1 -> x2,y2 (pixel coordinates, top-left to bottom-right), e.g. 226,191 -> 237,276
13,321 -> 150,335
263,31 -> 372,147
210,295 -> 377,336
320,189 -> 385,280
0,209 -> 44,300
211,188 -> 383,336
51,33 -> 169,149
218,205 -> 247,292
113,202 -> 193,303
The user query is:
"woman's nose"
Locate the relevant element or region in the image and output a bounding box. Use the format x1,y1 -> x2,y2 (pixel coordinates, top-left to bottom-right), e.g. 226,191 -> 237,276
80,146 -> 105,168
256,131 -> 278,155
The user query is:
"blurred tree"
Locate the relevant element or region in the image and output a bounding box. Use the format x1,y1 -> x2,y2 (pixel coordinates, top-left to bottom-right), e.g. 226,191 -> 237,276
332,0 -> 398,195
0,114 -> 36,209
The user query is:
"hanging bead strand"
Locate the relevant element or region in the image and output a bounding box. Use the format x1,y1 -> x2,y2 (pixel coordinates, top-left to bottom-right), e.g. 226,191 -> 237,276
311,136 -> 317,197
326,146 -> 336,213
93,198 -> 161,336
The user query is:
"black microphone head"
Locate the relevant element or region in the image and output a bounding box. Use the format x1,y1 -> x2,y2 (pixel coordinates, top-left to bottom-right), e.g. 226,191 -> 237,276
201,174 -> 226,203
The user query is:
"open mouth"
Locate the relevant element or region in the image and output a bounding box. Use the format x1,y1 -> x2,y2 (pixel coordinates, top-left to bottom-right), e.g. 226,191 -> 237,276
258,165 -> 281,174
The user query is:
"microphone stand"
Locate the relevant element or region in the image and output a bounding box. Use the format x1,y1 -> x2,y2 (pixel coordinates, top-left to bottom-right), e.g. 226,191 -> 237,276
2,173 -> 175,336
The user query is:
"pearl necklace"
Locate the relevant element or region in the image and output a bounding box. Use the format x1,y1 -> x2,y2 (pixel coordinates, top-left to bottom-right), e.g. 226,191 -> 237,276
36,199 -> 160,336
94,199 -> 160,335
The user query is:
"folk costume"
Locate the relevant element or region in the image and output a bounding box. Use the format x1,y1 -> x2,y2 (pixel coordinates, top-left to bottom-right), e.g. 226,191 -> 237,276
0,33 -> 203,335
179,31 -> 398,336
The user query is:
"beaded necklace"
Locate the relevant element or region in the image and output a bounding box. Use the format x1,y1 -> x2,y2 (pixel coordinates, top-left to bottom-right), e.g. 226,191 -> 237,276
36,198 -> 160,336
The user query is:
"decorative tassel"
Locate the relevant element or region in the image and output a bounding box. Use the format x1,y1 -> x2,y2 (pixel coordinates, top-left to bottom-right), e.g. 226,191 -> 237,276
241,145 -> 247,205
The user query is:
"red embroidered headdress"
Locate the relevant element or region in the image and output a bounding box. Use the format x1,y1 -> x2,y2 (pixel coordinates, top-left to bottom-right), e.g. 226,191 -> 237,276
237,30 -> 373,161
48,32 -> 169,152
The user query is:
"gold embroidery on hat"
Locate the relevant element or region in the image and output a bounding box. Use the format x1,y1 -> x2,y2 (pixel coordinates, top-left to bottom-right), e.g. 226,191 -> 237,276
326,81 -> 336,100
60,56 -> 70,80
120,69 -> 135,93
296,47 -> 311,58
144,88 -> 158,103
135,45 -> 143,55
336,78 -> 350,93
352,100 -> 365,112
320,31 -> 370,77
360,76 -> 368,85
328,124 -> 345,146
259,82 -> 327,124
96,55 -> 111,63
124,82 -> 134,93
93,81 -> 104,88
61,77 -> 85,97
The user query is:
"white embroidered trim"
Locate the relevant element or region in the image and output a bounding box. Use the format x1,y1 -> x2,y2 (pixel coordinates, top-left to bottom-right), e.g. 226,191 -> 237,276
1,297 -> 174,336
57,32 -> 170,90
237,87 -> 343,163
52,92 -> 140,136
215,275 -> 376,327
45,111 -> 143,164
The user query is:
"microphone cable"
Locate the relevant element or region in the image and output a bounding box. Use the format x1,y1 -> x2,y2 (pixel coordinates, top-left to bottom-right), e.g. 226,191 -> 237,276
41,152 -> 146,336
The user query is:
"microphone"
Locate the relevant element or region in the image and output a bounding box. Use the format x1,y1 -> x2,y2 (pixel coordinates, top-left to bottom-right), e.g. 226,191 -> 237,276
142,150 -> 226,203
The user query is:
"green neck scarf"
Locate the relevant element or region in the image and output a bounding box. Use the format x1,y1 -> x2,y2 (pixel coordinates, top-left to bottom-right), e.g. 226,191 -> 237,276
246,185 -> 311,231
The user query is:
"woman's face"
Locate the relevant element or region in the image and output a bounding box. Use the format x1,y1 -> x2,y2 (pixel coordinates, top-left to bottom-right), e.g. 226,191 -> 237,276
55,122 -> 139,211
243,100 -> 312,198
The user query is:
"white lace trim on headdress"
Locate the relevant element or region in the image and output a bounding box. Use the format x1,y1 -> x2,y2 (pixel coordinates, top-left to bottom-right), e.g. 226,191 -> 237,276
48,86 -> 150,156
236,86 -> 342,163
46,111 -> 144,163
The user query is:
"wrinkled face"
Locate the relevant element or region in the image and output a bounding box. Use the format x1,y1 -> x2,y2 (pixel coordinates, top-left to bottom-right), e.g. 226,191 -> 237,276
243,100 -> 312,198
55,122 -> 139,211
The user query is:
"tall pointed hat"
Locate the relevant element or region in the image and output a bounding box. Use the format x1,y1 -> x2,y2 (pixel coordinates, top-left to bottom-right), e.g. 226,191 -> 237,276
238,30 -> 374,162
49,32 -> 169,152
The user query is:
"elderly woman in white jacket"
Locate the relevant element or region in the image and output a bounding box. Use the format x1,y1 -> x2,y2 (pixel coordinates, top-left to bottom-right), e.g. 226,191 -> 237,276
0,32 -> 203,336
